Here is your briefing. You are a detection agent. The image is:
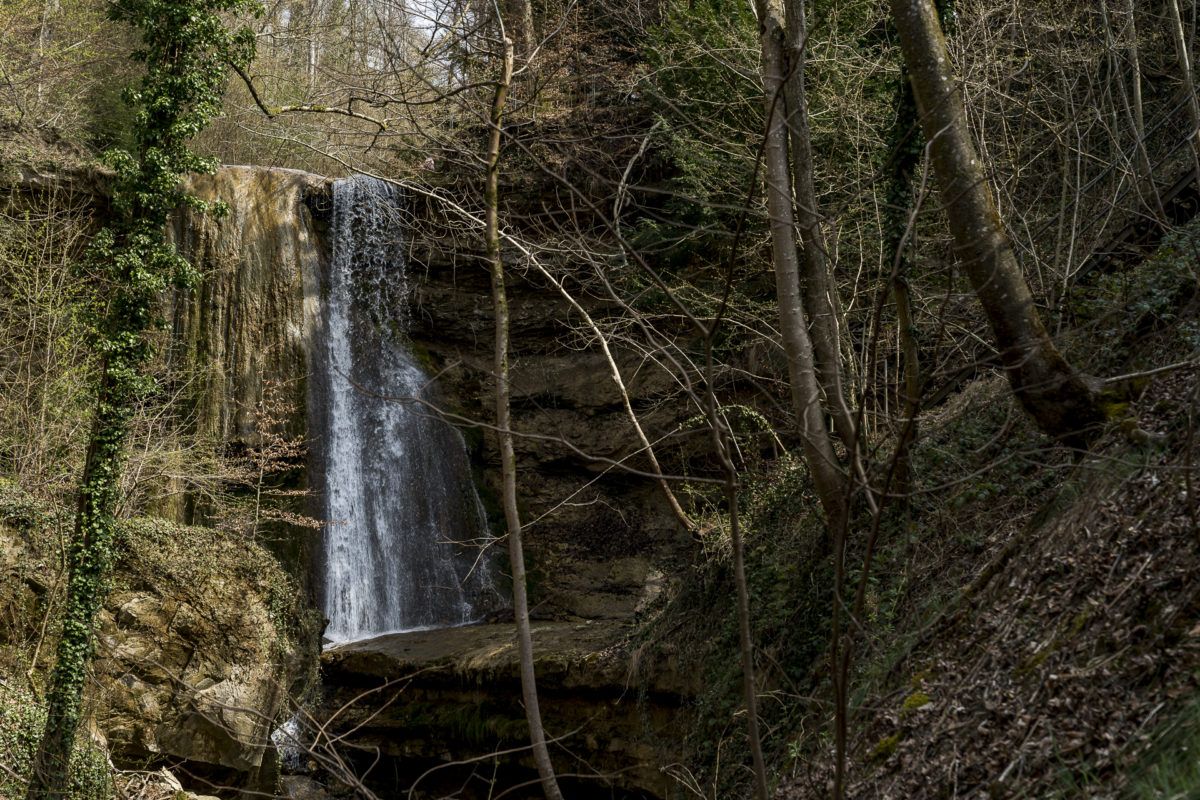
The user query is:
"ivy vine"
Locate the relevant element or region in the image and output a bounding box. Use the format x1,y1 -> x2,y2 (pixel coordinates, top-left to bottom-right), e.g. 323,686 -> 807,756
24,0 -> 257,795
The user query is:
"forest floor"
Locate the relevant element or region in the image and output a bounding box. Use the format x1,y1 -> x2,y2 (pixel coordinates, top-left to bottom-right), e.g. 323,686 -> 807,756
771,238 -> 1200,797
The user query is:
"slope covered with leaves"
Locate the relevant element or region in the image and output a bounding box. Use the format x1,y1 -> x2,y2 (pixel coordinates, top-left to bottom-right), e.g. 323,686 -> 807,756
768,225 -> 1200,799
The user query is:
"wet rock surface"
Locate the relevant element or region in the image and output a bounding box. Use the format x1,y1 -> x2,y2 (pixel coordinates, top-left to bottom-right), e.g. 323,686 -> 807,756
402,238 -> 694,621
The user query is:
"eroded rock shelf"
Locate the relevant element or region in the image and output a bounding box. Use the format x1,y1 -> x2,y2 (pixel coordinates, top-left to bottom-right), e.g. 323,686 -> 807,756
317,621 -> 695,799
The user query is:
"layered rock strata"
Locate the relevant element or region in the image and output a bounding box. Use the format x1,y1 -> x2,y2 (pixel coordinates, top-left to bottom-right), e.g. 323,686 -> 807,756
316,621 -> 697,798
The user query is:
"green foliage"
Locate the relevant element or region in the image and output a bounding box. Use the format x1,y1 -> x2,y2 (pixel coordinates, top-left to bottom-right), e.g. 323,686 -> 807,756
0,190 -> 98,501
1123,699 -> 1200,799
0,0 -> 137,149
636,0 -> 761,269
1070,220 -> 1200,371
900,691 -> 930,713
652,452 -> 832,796
868,732 -> 901,763
0,684 -> 112,800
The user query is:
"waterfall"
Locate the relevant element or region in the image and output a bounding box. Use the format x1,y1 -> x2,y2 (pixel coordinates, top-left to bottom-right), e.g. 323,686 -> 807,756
314,175 -> 495,644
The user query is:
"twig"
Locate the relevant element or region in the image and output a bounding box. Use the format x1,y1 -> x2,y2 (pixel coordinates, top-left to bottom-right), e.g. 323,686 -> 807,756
0,55 -> 24,125
1102,357 -> 1199,386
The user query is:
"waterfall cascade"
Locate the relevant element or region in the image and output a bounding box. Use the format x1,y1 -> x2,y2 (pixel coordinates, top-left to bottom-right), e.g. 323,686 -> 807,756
314,175 -> 495,644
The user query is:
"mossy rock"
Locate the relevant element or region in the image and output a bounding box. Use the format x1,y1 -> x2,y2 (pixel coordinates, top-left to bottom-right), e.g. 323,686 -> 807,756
869,732 -> 902,764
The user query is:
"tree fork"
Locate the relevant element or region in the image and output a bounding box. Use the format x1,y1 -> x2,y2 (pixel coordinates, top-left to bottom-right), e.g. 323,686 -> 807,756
755,0 -> 848,535
782,0 -> 857,453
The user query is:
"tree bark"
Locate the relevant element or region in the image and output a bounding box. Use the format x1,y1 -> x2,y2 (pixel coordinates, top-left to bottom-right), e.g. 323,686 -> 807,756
782,0 -> 857,452
485,36 -> 564,800
889,0 -> 1104,442
1120,0 -> 1152,183
755,0 -> 847,530
27,369 -> 130,799
1167,0 -> 1200,177
506,0 -> 535,64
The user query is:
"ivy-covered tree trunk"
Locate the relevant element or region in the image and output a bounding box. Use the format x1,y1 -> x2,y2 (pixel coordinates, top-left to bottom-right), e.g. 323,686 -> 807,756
26,368 -> 133,797
24,0 -> 255,795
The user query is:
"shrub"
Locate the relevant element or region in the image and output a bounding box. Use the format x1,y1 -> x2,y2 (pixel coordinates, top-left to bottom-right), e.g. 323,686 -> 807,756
0,682 -> 112,800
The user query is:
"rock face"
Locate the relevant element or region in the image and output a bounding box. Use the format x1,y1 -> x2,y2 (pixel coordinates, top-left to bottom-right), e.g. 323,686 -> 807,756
0,502 -> 320,792
400,227 -> 694,622
169,166 -> 693,622
315,621 -> 697,798
168,166 -> 330,456
163,166 -> 334,582
94,587 -> 286,778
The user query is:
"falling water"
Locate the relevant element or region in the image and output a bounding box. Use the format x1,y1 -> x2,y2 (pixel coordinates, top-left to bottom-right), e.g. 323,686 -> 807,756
314,175 -> 495,644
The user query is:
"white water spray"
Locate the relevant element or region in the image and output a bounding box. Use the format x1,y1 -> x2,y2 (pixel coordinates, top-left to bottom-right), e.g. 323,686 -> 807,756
314,175 -> 494,644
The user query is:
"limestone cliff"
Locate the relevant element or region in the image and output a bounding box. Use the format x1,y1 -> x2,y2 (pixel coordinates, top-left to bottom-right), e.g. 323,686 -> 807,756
168,166 -> 691,622
167,167 -> 330,455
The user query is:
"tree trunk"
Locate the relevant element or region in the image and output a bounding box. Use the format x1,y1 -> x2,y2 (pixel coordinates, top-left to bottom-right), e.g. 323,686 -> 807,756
1168,0 -> 1200,177
36,0 -> 58,105
755,0 -> 847,530
782,0 -> 857,452
26,369 -> 130,799
892,275 -> 921,493
1120,0 -> 1153,184
889,0 -> 1104,442
506,0 -> 535,64
485,36 -> 564,800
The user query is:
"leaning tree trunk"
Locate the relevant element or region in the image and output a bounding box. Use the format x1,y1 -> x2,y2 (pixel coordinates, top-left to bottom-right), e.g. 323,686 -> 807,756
485,35 -> 564,800
889,0 -> 1105,442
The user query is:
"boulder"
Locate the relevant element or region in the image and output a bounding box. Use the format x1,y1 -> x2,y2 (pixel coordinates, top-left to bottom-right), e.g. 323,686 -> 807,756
0,503 -> 320,793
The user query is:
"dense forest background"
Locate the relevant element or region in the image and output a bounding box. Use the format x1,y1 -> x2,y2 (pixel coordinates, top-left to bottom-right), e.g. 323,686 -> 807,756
2,0 -> 1200,797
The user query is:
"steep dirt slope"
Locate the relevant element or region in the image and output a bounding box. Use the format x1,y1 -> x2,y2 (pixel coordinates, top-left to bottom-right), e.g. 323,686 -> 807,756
779,251 -> 1200,799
